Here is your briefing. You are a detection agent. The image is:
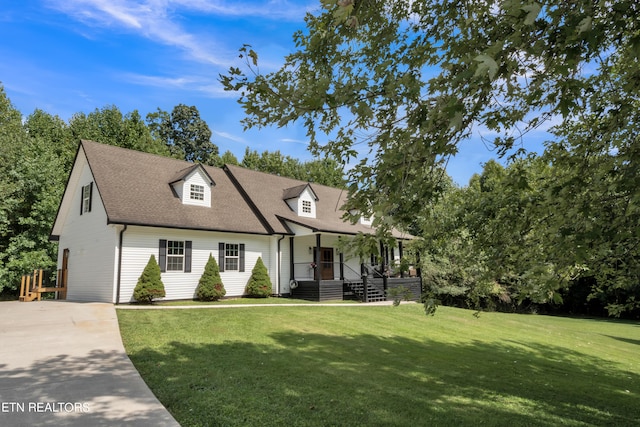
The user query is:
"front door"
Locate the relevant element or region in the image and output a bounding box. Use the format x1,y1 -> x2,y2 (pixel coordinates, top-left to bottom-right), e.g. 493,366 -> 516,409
319,247 -> 334,280
60,248 -> 69,299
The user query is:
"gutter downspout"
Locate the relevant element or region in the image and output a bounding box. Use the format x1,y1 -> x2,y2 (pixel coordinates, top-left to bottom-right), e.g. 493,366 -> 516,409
115,225 -> 127,305
277,234 -> 285,296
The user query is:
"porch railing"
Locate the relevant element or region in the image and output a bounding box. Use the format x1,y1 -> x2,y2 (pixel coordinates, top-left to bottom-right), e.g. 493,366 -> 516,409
291,262 -> 420,303
292,262 -> 363,281
292,262 -> 316,280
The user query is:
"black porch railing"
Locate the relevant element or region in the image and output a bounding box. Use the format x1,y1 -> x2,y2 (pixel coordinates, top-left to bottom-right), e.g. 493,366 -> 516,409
290,262 -> 421,303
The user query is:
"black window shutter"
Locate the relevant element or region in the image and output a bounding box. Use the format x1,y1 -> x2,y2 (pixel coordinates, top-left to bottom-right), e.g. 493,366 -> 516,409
218,242 -> 225,272
88,182 -> 93,212
159,239 -> 167,273
239,244 -> 245,272
80,185 -> 84,215
184,241 -> 192,273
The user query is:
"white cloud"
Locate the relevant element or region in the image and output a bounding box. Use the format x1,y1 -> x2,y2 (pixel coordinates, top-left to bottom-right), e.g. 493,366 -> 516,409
171,0 -> 317,20
43,0 -> 311,68
41,0 -> 316,98
118,72 -> 240,99
213,130 -> 246,143
120,73 -> 199,88
195,84 -> 240,99
279,138 -> 308,145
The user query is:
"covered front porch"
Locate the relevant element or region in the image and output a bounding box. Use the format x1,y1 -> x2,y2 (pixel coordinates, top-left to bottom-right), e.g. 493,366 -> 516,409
286,231 -> 421,302
291,274 -> 422,303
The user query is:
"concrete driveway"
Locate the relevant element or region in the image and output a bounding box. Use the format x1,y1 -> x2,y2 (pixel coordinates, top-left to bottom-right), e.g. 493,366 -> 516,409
0,301 -> 180,426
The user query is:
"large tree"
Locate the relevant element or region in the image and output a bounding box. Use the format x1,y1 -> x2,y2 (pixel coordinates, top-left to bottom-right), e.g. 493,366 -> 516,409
221,0 -> 638,220
240,148 -> 346,187
0,88 -> 66,294
146,104 -> 218,164
69,105 -> 168,155
222,0 -> 640,314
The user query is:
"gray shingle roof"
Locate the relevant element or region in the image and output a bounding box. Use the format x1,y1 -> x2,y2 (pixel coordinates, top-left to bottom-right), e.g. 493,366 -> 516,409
168,163 -> 215,186
61,140 -> 410,239
282,183 -> 318,201
224,165 -> 410,238
81,140 -> 268,234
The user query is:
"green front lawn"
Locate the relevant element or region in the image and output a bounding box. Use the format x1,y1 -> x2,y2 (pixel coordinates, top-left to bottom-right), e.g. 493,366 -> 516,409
117,305 -> 640,426
153,297 -> 356,306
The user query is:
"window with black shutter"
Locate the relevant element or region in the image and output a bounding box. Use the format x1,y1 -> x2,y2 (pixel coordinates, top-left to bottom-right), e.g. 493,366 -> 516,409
159,239 -> 192,272
80,182 -> 93,215
219,242 -> 245,272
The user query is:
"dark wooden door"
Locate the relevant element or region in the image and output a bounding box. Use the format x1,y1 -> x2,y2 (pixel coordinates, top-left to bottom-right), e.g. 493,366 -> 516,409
319,247 -> 334,280
62,248 -> 69,287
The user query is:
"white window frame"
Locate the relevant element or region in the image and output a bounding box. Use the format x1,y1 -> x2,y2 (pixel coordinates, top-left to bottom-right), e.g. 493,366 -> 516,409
190,184 -> 205,201
167,241 -> 185,271
225,243 -> 239,271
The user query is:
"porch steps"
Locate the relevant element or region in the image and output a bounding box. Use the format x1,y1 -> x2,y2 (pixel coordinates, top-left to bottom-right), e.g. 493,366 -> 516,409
344,280 -> 386,303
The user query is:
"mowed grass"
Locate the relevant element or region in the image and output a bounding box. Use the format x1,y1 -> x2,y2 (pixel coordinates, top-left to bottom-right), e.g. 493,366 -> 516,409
117,305 -> 640,427
153,297 -> 356,306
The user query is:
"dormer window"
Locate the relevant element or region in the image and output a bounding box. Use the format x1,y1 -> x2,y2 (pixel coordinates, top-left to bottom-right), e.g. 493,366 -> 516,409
283,183 -> 318,218
169,164 -> 214,207
190,184 -> 205,201
349,208 -> 373,226
360,215 -> 373,226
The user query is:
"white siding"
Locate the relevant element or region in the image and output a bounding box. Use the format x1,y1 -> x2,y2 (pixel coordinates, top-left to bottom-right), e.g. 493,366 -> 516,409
119,226 -> 272,303
277,236 -> 291,294
291,234 -> 316,280
57,152 -> 118,303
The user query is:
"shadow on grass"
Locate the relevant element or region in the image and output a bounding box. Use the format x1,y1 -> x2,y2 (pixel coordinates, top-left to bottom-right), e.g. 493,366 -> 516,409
0,350 -> 177,426
128,332 -> 640,427
603,335 -> 640,346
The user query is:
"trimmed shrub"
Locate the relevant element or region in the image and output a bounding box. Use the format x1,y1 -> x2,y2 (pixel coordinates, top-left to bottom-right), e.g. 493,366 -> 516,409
196,253 -> 226,301
133,255 -> 165,303
245,257 -> 272,298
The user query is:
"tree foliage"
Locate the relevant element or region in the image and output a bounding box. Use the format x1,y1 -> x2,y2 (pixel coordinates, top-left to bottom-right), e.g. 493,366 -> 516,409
241,148 -> 345,187
24,109 -> 75,167
418,157 -> 639,317
146,104 -> 218,164
70,105 -> 168,155
133,255 -> 166,303
221,0 -> 639,224
0,89 -> 65,294
222,0 -> 640,316
196,254 -> 226,301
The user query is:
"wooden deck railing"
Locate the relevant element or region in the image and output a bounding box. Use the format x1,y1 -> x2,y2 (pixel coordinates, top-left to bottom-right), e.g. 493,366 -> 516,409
19,269 -> 67,302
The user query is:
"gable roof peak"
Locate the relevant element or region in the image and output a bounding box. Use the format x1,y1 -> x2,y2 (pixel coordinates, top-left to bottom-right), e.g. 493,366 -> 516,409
282,183 -> 318,201
169,163 -> 215,186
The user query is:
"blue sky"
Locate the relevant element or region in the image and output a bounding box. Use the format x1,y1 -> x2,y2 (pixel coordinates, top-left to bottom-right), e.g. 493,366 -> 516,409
0,0 -> 550,185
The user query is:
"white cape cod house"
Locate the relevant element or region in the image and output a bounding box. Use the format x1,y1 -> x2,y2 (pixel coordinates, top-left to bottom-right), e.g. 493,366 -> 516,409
50,140 -> 419,304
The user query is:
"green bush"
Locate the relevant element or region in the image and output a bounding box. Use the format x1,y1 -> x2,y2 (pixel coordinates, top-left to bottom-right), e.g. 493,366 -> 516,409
387,285 -> 413,307
196,254 -> 226,301
133,255 -> 165,303
245,257 -> 272,298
